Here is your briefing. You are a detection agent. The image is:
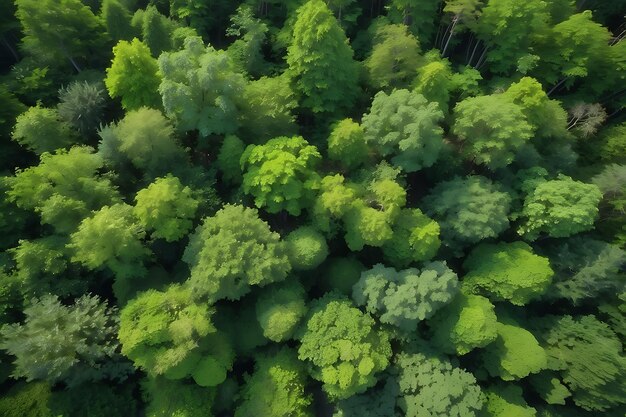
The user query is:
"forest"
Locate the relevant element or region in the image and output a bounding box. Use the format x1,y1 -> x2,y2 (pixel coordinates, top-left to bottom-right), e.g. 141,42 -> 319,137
0,0 -> 625,416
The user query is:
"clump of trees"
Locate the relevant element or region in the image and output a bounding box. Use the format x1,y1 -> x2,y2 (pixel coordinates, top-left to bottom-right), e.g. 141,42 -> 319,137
1,0 -> 625,416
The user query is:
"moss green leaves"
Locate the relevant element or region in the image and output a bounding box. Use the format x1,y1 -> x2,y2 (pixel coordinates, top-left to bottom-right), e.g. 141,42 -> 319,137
362,89 -> 445,173
241,136 -> 322,216
353,262 -> 459,331
298,296 -> 392,399
183,205 -> 291,301
462,242 -> 554,305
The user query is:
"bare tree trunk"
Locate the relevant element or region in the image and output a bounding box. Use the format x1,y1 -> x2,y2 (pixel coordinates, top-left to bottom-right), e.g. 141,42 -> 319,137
441,15 -> 459,57
468,39 -> 481,66
473,45 -> 488,69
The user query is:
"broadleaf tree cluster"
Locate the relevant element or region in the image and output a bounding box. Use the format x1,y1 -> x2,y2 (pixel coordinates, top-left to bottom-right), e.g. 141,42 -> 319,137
0,0 -> 625,416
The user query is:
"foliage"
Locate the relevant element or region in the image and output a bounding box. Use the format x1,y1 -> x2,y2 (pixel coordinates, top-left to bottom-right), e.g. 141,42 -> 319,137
545,237 -> 625,304
158,36 -> 245,137
0,294 -> 127,386
518,176 -> 603,240
298,295 -> 392,399
352,262 -> 459,331
480,384 -> 537,417
15,0 -> 107,71
430,293 -> 498,356
101,0 -> 136,42
241,136 -> 321,216
286,0 -> 359,114
362,89 -> 445,173
12,105 -> 75,154
422,176 -> 511,252
98,107 -> 187,178
327,118 -> 369,170
481,320 -> 548,380
235,349 -> 312,417
256,282 -> 307,342
0,382 -> 53,417
57,80 -> 106,134
142,377 -> 216,417
105,38 -> 162,110
7,146 -> 120,233
462,242 -> 554,306
534,315 -> 626,411
452,94 -> 533,169
365,24 -> 421,90
286,226 -> 329,270
395,351 -> 484,417
237,75 -> 298,143
381,208 -> 441,268
216,135 -> 246,184
183,205 -> 291,301
134,175 -> 199,242
49,382 -> 138,417
68,203 -> 150,279
118,284 -> 220,379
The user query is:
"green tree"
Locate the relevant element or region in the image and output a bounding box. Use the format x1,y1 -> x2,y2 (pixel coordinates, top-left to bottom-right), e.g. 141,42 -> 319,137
101,0 -> 136,42
237,75 -> 298,143
255,281 -> 307,342
386,0 -> 442,44
365,24 -> 421,90
534,315 -> 626,411
518,175 -> 603,239
11,105 -> 75,154
452,94 -> 533,169
286,0 -> 359,114
298,295 -> 392,399
241,136 -> 322,216
15,0 -> 108,72
395,351 -> 484,417
333,376 -> 401,417
311,174 -> 359,235
118,284 -> 233,381
183,205 -> 291,301
480,384 -> 537,417
462,242 -> 554,305
142,377 -> 216,417
413,56 -> 454,114
362,89 -> 445,172
422,176 -> 511,252
226,5 -> 269,77
327,119 -> 369,170
235,349 -> 312,417
0,294 -> 128,386
481,320 -> 547,381
353,262 -> 458,331
0,382 -> 54,417
158,36 -> 245,137
320,257 -> 365,295
381,208 -> 441,268
98,107 -> 187,178
141,5 -> 174,56
475,0 -> 550,74
216,135 -> 246,184
105,38 -> 162,110
285,226 -> 329,270
502,77 -> 569,139
68,203 -> 151,279
7,146 -> 121,233
430,293 -> 498,356
545,237 -> 625,304
134,175 -> 199,242
57,81 -> 107,135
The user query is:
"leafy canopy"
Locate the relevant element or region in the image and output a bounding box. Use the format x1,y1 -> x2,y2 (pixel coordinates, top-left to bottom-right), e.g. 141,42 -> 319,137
298,296 -> 392,399
241,136 -> 322,216
183,205 -> 291,301
462,242 -> 554,306
362,89 -> 445,173
352,262 -> 459,331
